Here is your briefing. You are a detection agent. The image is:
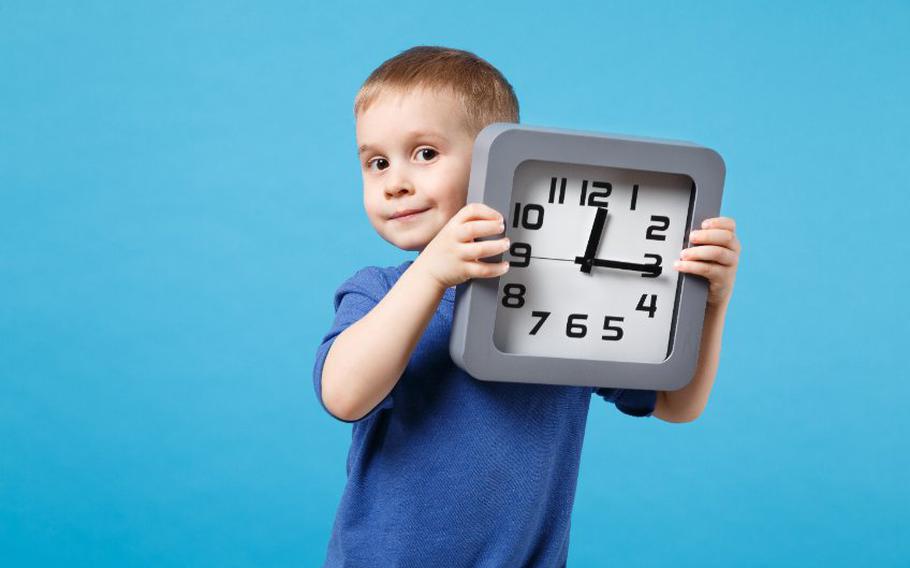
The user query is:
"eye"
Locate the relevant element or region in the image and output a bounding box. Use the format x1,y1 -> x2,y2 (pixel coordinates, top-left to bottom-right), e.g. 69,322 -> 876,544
367,157 -> 389,172
415,148 -> 438,162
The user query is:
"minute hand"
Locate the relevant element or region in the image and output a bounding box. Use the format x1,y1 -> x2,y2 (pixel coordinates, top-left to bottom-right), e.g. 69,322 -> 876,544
576,256 -> 663,276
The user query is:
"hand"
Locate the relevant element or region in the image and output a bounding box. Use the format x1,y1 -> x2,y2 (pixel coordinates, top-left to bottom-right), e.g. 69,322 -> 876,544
675,216 -> 741,307
413,202 -> 511,291
576,206 -> 608,273
585,256 -> 662,277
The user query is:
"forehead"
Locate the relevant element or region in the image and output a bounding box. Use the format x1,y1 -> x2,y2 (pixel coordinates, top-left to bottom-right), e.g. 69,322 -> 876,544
356,87 -> 471,149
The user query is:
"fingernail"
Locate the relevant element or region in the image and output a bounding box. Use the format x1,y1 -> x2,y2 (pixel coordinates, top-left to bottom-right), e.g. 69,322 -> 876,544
702,220 -> 710,228
674,260 -> 683,268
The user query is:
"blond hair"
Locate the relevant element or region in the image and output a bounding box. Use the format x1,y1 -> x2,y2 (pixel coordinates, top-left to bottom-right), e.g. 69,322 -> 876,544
354,46 -> 520,137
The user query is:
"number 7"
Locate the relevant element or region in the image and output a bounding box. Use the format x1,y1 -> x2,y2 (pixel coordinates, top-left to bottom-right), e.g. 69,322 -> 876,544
529,311 -> 551,335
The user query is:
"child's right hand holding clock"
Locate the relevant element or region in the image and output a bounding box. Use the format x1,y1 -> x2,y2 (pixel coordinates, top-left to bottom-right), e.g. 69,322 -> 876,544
414,202 -> 511,291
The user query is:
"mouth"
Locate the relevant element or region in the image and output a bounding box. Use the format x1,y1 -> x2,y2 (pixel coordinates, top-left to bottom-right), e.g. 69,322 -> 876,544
389,208 -> 430,221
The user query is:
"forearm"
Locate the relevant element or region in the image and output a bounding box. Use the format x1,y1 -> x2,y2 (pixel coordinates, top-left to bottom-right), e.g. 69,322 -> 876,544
321,260 -> 446,421
654,300 -> 728,422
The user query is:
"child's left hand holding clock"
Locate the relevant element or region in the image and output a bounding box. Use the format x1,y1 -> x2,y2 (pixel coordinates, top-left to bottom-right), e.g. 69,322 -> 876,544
674,216 -> 741,308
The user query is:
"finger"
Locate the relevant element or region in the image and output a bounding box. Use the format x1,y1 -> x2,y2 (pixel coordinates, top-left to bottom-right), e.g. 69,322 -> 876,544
688,228 -> 735,247
460,202 -> 504,223
456,218 -> 505,242
700,217 -> 736,232
720,233 -> 742,254
460,237 -> 510,261
673,259 -> 722,280
467,259 -> 510,279
679,245 -> 738,266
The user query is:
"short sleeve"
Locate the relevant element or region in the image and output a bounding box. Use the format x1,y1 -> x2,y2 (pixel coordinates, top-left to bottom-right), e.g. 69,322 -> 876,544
594,387 -> 657,418
313,267 -> 395,423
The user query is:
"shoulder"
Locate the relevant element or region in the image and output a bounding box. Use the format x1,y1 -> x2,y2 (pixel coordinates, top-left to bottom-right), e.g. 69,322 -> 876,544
333,260 -> 413,308
344,260 -> 412,291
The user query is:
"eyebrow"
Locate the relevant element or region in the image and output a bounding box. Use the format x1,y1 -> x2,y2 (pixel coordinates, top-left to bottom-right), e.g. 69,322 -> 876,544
358,130 -> 446,155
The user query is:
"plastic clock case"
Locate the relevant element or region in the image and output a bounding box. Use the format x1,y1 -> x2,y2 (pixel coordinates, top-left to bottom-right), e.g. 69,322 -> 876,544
448,123 -> 726,391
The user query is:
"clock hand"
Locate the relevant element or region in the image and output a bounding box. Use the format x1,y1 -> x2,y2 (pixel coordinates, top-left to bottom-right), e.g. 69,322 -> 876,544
572,256 -> 663,277
575,206 -> 608,274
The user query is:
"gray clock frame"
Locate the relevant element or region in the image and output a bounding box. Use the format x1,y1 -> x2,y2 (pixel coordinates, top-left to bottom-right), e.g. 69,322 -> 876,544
449,123 -> 726,391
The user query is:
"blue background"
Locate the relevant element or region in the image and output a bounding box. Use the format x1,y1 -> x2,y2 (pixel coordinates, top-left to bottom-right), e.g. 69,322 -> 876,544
2,1 -> 908,566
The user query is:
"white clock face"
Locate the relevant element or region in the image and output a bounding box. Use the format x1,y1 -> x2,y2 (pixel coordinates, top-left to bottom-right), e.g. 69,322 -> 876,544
492,160 -> 694,364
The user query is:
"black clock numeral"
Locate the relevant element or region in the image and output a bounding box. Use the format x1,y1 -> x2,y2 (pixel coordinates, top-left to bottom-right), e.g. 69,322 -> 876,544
501,283 -> 526,308
646,215 -> 670,241
519,311 -> 642,341
512,202 -> 544,230
642,254 -> 662,278
587,181 -> 611,207
529,310 -> 550,335
508,242 -> 531,268
636,293 -> 657,318
601,316 -> 625,341
579,180 -> 612,207
630,184 -> 639,211
548,177 -> 567,204
566,313 -> 588,338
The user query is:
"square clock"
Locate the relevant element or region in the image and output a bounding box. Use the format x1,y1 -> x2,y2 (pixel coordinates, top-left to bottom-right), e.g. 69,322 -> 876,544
449,123 -> 726,391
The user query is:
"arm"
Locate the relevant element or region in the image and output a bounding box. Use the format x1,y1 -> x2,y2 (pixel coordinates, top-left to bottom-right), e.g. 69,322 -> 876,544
321,203 -> 510,422
653,300 -> 728,423
321,263 -> 447,421
653,216 -> 741,423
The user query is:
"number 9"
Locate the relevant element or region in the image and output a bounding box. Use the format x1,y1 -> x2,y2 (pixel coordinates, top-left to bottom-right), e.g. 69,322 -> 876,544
509,242 -> 531,268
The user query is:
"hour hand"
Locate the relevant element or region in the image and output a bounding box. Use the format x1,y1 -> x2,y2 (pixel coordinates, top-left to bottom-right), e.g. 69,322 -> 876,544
575,207 -> 608,274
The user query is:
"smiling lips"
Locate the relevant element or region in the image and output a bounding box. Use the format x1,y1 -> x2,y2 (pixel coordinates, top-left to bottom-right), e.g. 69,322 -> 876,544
390,208 -> 429,220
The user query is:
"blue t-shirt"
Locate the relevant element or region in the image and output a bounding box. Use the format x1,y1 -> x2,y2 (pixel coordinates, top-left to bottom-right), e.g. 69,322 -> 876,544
313,260 -> 656,567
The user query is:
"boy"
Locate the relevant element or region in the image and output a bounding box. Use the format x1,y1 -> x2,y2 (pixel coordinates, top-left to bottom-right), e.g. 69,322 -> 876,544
313,46 -> 741,566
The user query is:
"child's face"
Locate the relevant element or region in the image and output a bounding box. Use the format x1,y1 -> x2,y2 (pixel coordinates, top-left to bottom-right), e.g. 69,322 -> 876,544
356,87 -> 476,252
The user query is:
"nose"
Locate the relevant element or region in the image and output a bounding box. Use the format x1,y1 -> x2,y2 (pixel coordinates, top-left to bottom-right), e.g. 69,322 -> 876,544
384,166 -> 414,198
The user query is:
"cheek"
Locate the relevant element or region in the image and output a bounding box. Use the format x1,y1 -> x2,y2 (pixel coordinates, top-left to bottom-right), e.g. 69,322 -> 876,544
363,191 -> 382,221
449,175 -> 469,210
442,164 -> 470,201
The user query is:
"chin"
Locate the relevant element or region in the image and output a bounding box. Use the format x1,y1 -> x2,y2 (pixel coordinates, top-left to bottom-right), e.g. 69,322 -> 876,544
406,237 -> 432,252
381,232 -> 428,252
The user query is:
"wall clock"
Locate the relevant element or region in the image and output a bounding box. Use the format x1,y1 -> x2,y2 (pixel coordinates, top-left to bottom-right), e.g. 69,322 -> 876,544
449,123 -> 725,390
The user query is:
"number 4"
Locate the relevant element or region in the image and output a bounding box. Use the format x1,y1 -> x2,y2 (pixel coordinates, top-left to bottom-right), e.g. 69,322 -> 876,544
636,294 -> 657,318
